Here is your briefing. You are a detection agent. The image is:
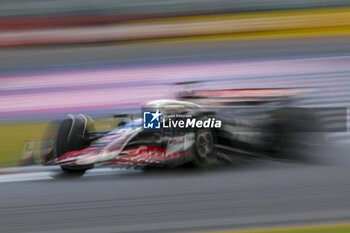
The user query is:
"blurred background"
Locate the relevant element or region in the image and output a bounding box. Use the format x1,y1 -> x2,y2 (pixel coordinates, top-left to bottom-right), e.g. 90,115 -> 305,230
1,0 -> 350,167
1,1 -> 350,232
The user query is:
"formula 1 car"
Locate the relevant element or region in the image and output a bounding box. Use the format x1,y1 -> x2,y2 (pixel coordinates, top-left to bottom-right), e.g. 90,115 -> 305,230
42,87 -> 321,177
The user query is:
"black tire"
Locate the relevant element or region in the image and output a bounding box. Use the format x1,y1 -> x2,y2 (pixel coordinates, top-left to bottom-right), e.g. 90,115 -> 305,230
192,128 -> 217,169
54,114 -> 94,177
270,108 -> 322,161
41,119 -> 61,164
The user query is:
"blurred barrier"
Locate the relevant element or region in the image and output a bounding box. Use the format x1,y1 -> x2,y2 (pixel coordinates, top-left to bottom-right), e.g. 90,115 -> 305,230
204,224 -> 350,233
1,57 -> 350,118
1,0 -> 350,18
1,7 -> 350,47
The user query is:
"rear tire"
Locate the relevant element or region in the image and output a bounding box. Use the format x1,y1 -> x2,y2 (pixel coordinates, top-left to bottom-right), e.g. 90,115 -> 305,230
270,108 -> 322,161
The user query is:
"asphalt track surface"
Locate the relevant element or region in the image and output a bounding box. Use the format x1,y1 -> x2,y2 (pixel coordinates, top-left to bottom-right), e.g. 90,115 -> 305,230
1,37 -> 350,233
1,150 -> 350,233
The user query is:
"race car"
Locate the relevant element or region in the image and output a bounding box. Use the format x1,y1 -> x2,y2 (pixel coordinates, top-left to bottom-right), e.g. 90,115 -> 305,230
42,88 -> 321,177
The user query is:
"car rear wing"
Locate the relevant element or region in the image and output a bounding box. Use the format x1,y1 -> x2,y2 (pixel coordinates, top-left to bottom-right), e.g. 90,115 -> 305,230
177,88 -> 308,106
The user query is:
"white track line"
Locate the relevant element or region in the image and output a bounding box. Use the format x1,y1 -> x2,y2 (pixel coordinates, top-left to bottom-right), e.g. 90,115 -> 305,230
0,172 -> 53,183
0,167 -> 142,183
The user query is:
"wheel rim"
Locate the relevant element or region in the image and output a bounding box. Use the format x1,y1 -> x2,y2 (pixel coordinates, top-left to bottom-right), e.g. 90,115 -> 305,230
196,129 -> 214,160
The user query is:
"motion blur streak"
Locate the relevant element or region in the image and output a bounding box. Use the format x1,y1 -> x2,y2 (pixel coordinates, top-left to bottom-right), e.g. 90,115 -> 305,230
1,56 -> 350,115
1,162 -> 350,233
1,7 -> 350,47
1,1 -> 350,233
203,223 -> 350,233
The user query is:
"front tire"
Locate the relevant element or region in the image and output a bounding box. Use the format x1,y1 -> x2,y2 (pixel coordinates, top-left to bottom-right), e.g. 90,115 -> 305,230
54,114 -> 94,177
